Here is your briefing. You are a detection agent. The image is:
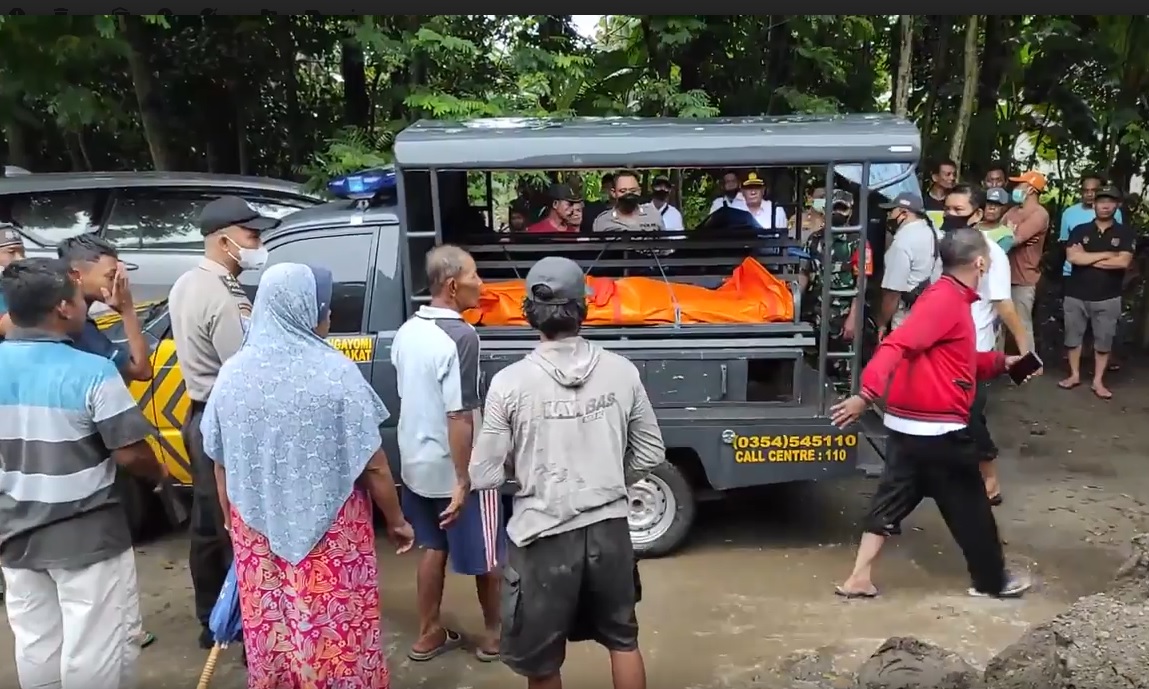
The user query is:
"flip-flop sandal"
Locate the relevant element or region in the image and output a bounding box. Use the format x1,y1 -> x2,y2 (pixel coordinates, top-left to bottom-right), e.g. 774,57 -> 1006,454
834,585 -> 879,599
407,628 -> 464,662
1092,387 -> 1113,400
1058,381 -> 1081,390
988,494 -> 1003,507
139,632 -> 157,649
475,648 -> 501,663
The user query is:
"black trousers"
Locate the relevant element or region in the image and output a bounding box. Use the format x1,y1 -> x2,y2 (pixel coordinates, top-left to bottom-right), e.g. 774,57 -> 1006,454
967,382 -> 998,461
864,429 -> 1006,595
500,518 -> 641,679
184,401 -> 233,627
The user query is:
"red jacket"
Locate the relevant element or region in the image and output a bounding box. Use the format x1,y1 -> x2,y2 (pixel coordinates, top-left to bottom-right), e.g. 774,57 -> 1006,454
861,275 -> 1006,424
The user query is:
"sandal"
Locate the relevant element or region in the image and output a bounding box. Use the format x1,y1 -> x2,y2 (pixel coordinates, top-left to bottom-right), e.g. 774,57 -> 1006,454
139,631 -> 157,649
1092,386 -> 1113,400
407,628 -> 464,662
475,647 -> 501,663
834,585 -> 879,599
1058,379 -> 1080,390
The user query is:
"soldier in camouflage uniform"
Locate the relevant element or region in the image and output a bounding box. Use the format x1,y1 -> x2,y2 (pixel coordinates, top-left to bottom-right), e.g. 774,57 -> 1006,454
798,190 -> 875,389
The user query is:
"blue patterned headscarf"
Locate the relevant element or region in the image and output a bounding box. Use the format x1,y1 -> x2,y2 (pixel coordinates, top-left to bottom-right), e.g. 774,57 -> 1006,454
200,262 -> 389,564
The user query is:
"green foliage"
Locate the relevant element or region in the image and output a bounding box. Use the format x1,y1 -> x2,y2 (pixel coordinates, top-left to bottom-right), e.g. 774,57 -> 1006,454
0,14 -> 1146,196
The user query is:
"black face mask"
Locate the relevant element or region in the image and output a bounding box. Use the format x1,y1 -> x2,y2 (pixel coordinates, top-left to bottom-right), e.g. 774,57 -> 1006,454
941,213 -> 975,231
617,193 -> 641,212
652,189 -> 670,200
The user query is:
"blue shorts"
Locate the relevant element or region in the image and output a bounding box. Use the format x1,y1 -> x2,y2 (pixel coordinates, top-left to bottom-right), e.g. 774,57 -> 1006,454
402,487 -> 507,575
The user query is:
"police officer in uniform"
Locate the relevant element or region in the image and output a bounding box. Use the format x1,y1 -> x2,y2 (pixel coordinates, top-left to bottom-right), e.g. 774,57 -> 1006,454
799,190 -> 874,387
592,169 -> 665,233
168,196 -> 278,648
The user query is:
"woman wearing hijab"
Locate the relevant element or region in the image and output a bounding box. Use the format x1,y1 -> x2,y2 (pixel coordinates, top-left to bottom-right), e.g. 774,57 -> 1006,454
200,262 -> 414,689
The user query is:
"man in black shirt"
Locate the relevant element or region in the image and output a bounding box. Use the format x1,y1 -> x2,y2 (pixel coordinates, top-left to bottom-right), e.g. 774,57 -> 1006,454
1061,184 -> 1135,399
923,158 -> 957,212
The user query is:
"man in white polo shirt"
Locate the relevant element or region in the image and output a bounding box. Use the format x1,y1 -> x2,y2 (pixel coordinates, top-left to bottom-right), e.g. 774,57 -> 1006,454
943,184 -> 1031,506
391,244 -> 505,664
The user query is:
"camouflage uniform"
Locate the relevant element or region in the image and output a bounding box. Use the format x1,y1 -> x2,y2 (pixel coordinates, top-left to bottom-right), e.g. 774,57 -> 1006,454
800,228 -> 875,389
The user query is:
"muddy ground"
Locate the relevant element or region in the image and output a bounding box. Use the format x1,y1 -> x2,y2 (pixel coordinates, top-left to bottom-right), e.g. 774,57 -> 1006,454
2,366 -> 1146,689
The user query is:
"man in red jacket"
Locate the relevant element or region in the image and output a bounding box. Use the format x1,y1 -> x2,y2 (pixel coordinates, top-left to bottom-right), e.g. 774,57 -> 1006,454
831,225 -> 1031,599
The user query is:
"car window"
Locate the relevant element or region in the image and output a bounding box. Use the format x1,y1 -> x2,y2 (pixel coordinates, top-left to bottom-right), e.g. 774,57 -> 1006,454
0,190 -> 99,246
243,232 -> 374,335
105,192 -> 312,249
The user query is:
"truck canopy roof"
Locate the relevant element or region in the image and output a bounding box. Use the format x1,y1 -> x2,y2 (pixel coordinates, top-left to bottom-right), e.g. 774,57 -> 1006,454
393,114 -> 921,170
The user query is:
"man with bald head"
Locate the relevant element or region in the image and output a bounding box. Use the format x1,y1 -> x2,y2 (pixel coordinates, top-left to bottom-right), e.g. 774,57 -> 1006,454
831,225 -> 1032,600
391,244 -> 505,663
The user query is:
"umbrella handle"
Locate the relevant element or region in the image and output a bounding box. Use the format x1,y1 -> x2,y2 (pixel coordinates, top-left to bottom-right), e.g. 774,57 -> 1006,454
196,644 -> 223,689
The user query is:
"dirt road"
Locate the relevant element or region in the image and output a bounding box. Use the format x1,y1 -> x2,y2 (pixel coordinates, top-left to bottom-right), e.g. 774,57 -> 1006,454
2,370 -> 1146,688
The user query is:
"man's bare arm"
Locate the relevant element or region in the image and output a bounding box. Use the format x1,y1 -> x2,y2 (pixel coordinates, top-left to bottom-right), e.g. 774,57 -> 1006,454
214,463 -> 230,530
111,439 -> 167,483
117,306 -> 154,382
876,290 -> 901,331
357,448 -> 407,528
993,299 -> 1029,354
1066,245 -> 1115,266
1095,252 -> 1133,270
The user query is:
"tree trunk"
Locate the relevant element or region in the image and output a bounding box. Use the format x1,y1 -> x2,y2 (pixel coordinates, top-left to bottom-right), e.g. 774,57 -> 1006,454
893,15 -> 914,117
3,119 -> 32,170
948,16 -> 981,170
340,39 -> 369,129
118,16 -> 178,171
272,15 -> 301,177
919,17 -> 953,149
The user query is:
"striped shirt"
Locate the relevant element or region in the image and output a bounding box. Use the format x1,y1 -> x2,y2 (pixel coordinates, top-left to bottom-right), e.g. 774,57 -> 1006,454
0,328 -> 153,569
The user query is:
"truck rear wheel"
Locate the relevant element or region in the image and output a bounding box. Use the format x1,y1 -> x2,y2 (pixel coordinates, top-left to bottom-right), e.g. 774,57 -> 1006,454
628,462 -> 696,558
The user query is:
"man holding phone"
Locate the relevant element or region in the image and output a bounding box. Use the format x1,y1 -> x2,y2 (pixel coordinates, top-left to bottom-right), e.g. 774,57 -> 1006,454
831,226 -> 1033,600
942,185 -> 1033,506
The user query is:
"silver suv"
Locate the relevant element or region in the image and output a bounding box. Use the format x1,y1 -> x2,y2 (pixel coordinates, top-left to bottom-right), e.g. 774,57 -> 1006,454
0,171 -> 323,303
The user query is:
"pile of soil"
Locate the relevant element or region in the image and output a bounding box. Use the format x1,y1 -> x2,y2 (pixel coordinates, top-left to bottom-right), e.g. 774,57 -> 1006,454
772,534 -> 1149,689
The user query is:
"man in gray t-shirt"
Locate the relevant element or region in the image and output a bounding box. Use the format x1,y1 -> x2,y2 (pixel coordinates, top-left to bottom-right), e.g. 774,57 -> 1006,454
877,192 -> 941,334
591,169 -> 666,233
471,255 -> 665,685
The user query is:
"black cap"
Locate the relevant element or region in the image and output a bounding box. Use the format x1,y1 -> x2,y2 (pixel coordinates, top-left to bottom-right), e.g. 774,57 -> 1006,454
985,187 -> 1010,205
0,223 -> 24,249
1095,184 -> 1122,201
547,183 -> 583,204
831,189 -> 854,207
652,174 -> 671,188
198,196 -> 281,236
525,256 -> 588,305
878,191 -> 926,215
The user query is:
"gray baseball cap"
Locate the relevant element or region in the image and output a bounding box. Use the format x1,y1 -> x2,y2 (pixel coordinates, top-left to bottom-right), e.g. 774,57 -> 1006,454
878,191 -> 926,215
985,187 -> 1010,205
525,256 -> 588,305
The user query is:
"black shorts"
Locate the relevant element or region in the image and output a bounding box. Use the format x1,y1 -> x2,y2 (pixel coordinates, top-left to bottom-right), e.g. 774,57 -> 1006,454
500,518 -> 640,678
966,382 -> 998,461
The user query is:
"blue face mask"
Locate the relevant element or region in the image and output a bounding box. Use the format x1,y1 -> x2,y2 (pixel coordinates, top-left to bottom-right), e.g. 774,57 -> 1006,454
811,198 -> 826,213
1011,188 -> 1026,204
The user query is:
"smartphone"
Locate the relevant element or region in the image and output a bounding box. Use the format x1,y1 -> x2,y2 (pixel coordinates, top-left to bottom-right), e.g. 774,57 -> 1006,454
1007,351 -> 1043,385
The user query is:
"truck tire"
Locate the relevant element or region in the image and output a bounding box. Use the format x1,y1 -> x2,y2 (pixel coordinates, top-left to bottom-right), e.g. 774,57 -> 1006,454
628,462 -> 696,559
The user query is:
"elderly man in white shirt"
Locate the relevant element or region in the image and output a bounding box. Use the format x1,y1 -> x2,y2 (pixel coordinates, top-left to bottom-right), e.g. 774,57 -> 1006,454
649,174 -> 685,231
741,171 -> 788,233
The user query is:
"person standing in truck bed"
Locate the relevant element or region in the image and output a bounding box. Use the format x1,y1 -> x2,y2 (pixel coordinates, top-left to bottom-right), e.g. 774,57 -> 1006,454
592,169 -> 665,233
798,189 -> 873,387
470,255 -> 666,689
168,196 -> 279,649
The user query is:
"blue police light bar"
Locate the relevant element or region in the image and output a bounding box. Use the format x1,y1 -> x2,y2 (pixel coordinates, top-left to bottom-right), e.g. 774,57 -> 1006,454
327,166 -> 397,201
